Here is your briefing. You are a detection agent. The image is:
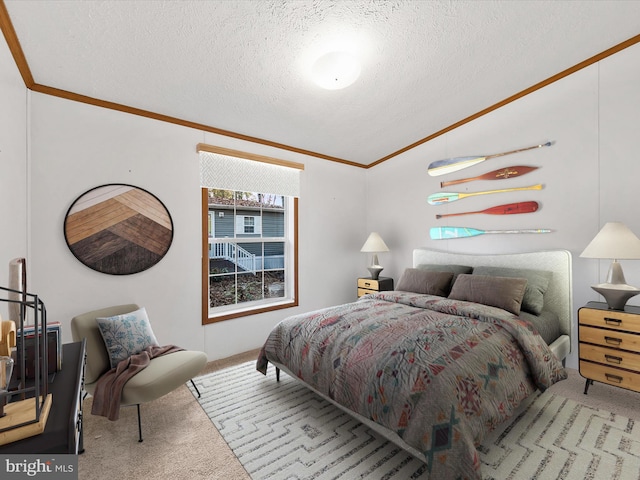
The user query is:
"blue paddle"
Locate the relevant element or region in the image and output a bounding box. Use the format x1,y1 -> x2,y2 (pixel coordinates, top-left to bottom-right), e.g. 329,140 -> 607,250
430,227 -> 552,239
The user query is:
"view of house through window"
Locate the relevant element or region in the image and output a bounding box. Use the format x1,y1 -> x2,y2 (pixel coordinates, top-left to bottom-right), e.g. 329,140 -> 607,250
206,189 -> 294,319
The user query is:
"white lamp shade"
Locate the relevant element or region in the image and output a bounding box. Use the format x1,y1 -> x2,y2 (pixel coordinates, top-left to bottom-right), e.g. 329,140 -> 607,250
360,232 -> 389,253
580,222 -> 640,259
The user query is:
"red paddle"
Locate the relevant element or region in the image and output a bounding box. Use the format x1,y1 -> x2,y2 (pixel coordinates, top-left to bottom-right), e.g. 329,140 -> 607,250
435,201 -> 539,219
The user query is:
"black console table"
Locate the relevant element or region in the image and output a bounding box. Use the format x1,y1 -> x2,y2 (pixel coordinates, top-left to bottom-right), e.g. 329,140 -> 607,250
0,340 -> 86,454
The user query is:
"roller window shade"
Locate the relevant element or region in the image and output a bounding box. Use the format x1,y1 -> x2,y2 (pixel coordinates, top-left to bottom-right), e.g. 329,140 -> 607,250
199,151 -> 301,198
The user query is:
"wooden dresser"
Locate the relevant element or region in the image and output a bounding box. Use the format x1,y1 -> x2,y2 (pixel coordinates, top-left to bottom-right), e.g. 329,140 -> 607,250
357,277 -> 394,298
0,340 -> 86,454
578,301 -> 640,394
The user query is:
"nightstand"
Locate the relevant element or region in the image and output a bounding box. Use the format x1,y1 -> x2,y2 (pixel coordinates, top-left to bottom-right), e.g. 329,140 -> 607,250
357,277 -> 394,298
578,301 -> 640,395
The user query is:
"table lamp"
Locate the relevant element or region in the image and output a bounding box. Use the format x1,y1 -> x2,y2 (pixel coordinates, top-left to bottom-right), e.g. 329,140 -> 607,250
360,232 -> 389,280
580,222 -> 640,310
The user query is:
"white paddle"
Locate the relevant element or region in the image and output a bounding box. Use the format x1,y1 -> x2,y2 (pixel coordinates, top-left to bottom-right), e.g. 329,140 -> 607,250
427,142 -> 552,177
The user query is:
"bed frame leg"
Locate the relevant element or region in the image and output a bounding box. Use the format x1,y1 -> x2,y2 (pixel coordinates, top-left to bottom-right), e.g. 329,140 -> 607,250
275,367 -> 280,382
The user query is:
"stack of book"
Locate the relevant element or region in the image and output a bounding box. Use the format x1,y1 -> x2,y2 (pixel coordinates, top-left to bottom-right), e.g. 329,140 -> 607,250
15,321 -> 62,379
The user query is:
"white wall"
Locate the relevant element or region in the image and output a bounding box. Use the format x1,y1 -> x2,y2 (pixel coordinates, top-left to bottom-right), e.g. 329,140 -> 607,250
366,42 -> 640,369
26,93 -> 366,359
4,34 -> 640,366
0,30 -> 28,320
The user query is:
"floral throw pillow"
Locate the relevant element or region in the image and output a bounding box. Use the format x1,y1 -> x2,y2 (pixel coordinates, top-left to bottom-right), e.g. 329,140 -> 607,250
96,307 -> 159,369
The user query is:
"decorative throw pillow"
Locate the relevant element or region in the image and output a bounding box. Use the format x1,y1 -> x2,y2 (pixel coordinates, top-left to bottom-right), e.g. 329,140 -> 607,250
417,264 -> 473,275
396,268 -> 454,297
472,266 -> 552,315
96,306 -> 159,368
417,264 -> 473,283
448,274 -> 528,315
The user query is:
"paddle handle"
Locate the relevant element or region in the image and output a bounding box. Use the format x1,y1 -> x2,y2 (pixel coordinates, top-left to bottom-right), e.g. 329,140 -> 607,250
458,183 -> 542,199
436,210 -> 483,219
458,184 -> 543,201
482,229 -> 551,234
485,142 -> 551,161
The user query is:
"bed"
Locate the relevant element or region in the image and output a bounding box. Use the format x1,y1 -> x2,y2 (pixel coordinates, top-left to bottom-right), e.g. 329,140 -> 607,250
257,248 -> 572,479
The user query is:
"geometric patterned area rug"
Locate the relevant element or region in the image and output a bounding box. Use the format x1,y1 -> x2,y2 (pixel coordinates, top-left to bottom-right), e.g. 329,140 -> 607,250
188,362 -> 640,480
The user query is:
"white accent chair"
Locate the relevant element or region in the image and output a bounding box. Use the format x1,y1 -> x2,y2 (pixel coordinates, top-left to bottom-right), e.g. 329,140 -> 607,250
71,304 -> 207,442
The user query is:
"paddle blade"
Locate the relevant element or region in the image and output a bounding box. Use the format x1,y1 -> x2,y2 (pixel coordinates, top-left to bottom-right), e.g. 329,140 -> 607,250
430,227 -> 484,239
440,165 -> 540,188
487,201 -> 539,215
427,156 -> 487,177
428,192 -> 460,205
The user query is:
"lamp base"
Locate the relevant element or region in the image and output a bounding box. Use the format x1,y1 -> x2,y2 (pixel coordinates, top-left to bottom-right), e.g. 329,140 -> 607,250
591,283 -> 640,310
367,266 -> 383,280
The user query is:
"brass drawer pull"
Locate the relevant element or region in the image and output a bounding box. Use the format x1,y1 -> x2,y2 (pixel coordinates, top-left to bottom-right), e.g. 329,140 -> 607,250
604,336 -> 622,346
604,317 -> 622,326
605,373 -> 623,383
604,354 -> 623,364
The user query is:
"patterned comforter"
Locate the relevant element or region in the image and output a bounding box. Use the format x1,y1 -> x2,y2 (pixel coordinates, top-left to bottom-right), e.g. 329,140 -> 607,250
257,291 -> 567,479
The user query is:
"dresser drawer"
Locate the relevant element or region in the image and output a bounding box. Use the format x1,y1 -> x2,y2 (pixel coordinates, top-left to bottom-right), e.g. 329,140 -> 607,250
579,343 -> 640,371
358,278 -> 382,290
579,325 -> 640,353
357,277 -> 394,298
579,307 -> 640,333
580,360 -> 640,392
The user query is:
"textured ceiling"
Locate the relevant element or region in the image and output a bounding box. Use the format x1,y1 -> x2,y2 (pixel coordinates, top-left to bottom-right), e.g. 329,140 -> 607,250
3,0 -> 640,166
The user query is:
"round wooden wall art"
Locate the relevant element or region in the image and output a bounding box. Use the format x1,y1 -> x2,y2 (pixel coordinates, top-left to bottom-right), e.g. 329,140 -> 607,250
64,184 -> 173,275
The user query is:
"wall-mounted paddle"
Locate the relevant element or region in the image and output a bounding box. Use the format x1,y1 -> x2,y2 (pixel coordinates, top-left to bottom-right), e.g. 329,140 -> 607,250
427,142 -> 552,177
430,227 -> 552,240
428,184 -> 543,205
440,165 -> 539,188
435,201 -> 539,219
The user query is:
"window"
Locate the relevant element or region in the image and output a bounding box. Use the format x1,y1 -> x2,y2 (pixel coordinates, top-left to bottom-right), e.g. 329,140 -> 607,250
199,145 -> 302,324
236,215 -> 261,234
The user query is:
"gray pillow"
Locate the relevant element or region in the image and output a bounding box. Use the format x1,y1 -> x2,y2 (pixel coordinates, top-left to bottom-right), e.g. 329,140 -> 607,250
417,264 -> 473,283
472,266 -> 552,315
448,274 -> 528,315
519,310 -> 561,345
396,268 -> 454,297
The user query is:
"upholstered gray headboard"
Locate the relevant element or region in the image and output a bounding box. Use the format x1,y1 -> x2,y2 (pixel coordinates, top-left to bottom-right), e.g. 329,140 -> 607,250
412,248 -> 573,360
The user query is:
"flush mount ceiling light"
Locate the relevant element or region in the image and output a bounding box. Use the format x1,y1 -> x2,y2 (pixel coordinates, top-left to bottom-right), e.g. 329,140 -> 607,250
311,51 -> 361,90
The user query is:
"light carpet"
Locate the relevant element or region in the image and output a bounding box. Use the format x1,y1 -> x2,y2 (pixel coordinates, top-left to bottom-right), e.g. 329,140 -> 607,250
188,361 -> 640,480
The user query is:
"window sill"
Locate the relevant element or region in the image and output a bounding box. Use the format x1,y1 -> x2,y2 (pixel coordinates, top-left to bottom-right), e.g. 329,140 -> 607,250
203,298 -> 298,324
